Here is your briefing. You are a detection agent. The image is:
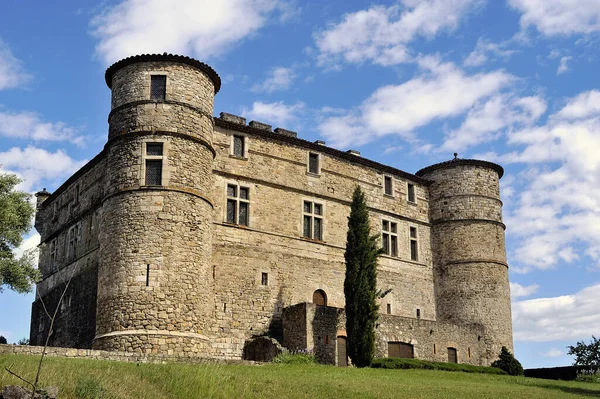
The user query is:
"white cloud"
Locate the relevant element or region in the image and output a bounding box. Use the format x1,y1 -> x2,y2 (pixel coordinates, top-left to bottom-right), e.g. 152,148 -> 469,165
251,67 -> 296,93
91,0 -> 294,65
0,146 -> 87,192
318,58 -> 514,148
314,0 -> 484,68
0,110 -> 84,145
463,38 -> 516,67
513,283 -> 600,341
556,56 -> 572,75
0,38 -> 30,90
541,348 -> 566,357
509,0 -> 600,36
439,94 -> 546,152
13,233 -> 41,268
241,101 -> 304,127
477,90 -> 600,272
510,282 -> 540,298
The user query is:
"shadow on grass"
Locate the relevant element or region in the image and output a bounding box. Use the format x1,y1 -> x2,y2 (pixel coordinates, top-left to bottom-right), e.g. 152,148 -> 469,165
538,383 -> 600,398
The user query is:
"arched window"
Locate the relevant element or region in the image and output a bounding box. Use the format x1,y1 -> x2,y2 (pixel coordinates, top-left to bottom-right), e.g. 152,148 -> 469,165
313,289 -> 327,306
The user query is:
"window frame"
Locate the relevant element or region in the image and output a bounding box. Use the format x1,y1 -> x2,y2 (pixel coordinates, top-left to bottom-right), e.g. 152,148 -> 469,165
150,74 -> 167,101
382,219 -> 398,257
230,134 -> 249,159
409,226 -> 418,261
407,183 -> 416,204
302,200 -> 324,240
383,175 -> 394,196
141,140 -> 168,186
49,238 -> 57,269
66,223 -> 81,262
307,152 -> 321,176
225,183 -> 250,226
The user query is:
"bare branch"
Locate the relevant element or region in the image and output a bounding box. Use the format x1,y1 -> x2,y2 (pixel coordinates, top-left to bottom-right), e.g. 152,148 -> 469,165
5,366 -> 35,390
37,290 -> 52,320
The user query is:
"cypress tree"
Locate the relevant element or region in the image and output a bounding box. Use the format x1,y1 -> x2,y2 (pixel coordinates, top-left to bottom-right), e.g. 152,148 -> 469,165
344,185 -> 383,367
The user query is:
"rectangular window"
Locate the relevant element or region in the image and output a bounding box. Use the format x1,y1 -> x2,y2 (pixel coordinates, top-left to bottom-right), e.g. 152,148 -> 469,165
410,226 -> 418,261
407,183 -> 416,203
416,308 -> 421,319
67,224 -> 80,261
150,75 -> 166,100
232,135 -> 245,158
226,184 -> 250,226
384,176 -> 393,196
308,152 -> 320,175
303,200 -> 323,240
386,303 -> 391,314
144,142 -> 165,186
261,272 -> 268,286
382,220 -> 398,257
49,239 -> 56,268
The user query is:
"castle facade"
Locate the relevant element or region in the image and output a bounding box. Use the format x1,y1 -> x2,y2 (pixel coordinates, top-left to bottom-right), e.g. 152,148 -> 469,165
30,54 -> 513,366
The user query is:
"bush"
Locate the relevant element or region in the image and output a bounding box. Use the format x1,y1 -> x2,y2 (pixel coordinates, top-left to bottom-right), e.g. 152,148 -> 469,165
577,373 -> 600,384
491,347 -> 523,376
371,358 -> 507,375
0,335 -> 7,344
272,350 -> 316,364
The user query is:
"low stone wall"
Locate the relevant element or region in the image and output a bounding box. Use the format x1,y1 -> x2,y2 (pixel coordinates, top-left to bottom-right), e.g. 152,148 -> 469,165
0,344 -> 256,365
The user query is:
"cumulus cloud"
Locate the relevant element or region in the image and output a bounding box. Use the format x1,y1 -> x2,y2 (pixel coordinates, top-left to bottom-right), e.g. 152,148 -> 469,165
91,0 -> 294,65
510,282 -> 540,299
439,94 -> 546,152
318,58 -> 514,148
477,90 -> 600,272
241,101 -> 304,127
541,348 -> 566,357
513,283 -> 600,341
251,67 -> 296,93
556,56 -> 572,75
463,38 -> 516,67
0,146 -> 87,192
314,0 -> 484,68
0,110 -> 84,145
0,38 -> 31,90
509,0 -> 600,36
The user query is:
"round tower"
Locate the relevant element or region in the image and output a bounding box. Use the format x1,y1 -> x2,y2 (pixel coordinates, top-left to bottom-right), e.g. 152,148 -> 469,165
416,156 -> 513,365
94,54 -> 220,356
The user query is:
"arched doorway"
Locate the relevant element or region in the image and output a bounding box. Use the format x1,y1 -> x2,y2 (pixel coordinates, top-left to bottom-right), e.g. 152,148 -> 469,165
337,336 -> 348,367
312,289 -> 327,306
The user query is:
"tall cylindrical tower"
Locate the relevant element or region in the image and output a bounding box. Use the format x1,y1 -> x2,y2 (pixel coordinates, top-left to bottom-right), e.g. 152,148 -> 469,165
416,157 -> 513,365
94,54 -> 220,356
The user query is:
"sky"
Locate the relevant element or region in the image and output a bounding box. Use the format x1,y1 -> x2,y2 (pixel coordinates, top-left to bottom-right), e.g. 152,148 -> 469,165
0,0 -> 599,369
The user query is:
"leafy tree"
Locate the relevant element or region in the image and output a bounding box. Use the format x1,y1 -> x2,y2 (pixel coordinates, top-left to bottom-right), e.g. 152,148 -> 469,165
491,346 -> 524,376
0,172 -> 38,293
0,335 -> 7,344
344,185 -> 384,368
568,336 -> 600,371
17,337 -> 29,345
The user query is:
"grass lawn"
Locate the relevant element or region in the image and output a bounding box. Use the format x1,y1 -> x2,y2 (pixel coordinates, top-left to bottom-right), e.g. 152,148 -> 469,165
1,354 -> 600,398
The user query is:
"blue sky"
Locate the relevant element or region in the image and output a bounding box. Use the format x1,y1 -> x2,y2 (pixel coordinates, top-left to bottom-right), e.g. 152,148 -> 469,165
1,0 -> 599,369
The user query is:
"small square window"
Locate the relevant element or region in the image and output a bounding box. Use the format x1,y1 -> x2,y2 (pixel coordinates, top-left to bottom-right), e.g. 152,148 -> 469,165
314,203 -> 322,216
384,176 -> 393,195
410,227 -> 417,238
407,183 -> 416,203
227,184 -> 237,198
308,153 -> 320,174
261,272 -> 268,286
150,75 -> 166,100
146,143 -> 164,156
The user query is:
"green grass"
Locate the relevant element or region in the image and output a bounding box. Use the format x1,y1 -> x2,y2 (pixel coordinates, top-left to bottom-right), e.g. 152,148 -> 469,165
2,354 -> 600,398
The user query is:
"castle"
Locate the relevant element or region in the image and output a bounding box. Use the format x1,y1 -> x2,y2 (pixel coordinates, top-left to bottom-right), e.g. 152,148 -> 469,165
30,54 -> 513,366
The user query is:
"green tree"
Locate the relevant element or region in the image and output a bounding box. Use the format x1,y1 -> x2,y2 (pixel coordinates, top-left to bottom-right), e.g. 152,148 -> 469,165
0,172 -> 38,293
0,335 -> 7,344
568,336 -> 600,370
344,185 -> 384,367
491,346 -> 524,376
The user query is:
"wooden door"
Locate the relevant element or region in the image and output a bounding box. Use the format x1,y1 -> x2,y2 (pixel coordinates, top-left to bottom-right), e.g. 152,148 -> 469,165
337,336 -> 348,367
313,290 -> 327,306
448,347 -> 458,363
388,342 -> 414,358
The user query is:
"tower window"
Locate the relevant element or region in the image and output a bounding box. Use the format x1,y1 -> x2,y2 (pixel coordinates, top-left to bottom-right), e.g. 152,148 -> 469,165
143,142 -> 166,186
386,303 -> 391,314
49,239 -> 57,269
384,176 -> 393,196
226,184 -> 250,226
407,183 -> 416,203
410,226 -> 418,261
308,152 -> 320,175
232,135 -> 246,158
145,160 -> 162,186
382,220 -> 398,257
150,75 -> 166,100
303,201 -> 323,240
261,272 -> 268,286
416,308 -> 421,319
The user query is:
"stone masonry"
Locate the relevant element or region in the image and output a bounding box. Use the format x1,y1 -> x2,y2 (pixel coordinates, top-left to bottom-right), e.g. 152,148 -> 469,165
30,54 -> 513,366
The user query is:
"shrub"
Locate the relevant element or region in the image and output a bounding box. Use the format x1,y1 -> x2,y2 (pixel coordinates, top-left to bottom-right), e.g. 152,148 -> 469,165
371,358 -> 507,375
491,346 -> 523,376
0,335 -> 7,344
272,350 -> 316,364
